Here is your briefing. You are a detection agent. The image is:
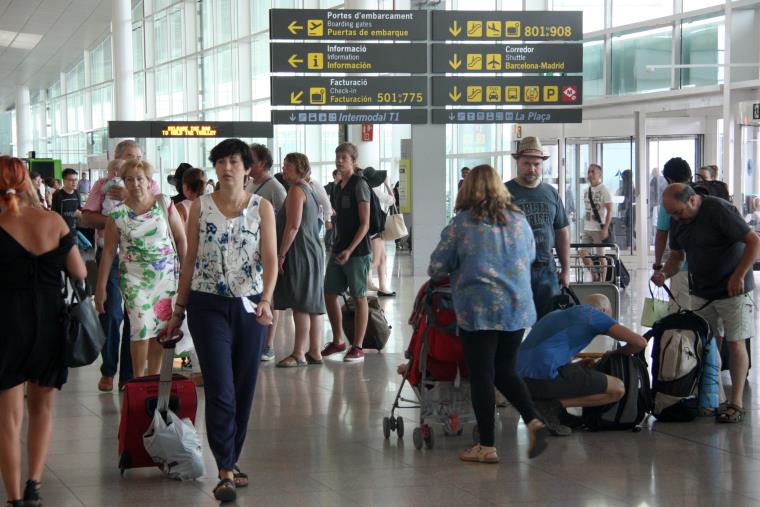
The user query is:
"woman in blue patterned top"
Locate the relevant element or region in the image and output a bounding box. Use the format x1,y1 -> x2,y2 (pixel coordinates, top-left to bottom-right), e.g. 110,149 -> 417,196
166,139 -> 277,503
429,164 -> 548,464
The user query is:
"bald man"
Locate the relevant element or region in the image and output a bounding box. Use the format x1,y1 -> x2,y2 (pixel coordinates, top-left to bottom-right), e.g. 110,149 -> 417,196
652,183 -> 760,423
517,294 -> 646,434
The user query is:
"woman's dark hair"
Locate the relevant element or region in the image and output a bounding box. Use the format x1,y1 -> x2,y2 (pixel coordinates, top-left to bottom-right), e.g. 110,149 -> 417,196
182,168 -> 207,196
663,157 -> 692,183
455,164 -> 520,224
209,138 -> 253,169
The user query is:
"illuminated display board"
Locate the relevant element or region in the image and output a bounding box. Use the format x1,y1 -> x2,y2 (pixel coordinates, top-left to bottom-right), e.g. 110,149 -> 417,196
108,121 -> 274,138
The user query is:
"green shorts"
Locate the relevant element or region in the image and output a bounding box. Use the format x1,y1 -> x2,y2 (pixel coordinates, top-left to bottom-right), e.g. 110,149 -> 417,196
324,254 -> 371,297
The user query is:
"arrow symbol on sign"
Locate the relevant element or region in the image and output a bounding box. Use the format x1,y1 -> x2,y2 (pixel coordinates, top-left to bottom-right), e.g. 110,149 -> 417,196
449,113 -> 456,120
288,21 -> 303,34
449,20 -> 462,37
449,53 -> 461,70
289,114 -> 296,122
449,86 -> 461,102
290,91 -> 304,104
288,54 -> 303,68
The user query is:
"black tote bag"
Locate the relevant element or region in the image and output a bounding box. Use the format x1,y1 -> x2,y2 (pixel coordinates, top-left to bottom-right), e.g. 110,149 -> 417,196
63,276 -> 107,367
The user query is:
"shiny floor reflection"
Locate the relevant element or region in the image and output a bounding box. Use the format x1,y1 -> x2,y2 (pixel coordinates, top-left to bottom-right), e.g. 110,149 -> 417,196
5,249 -> 760,506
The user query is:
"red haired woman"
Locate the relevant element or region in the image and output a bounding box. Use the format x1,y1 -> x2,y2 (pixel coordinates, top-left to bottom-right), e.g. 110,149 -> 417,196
0,156 -> 86,507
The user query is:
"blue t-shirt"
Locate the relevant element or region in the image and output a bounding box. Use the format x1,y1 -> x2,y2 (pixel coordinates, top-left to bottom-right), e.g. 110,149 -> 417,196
656,205 -> 687,271
517,305 -> 616,380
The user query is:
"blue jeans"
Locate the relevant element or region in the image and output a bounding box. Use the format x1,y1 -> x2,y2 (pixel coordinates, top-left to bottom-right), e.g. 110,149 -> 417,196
96,249 -> 132,383
531,262 -> 560,320
187,291 -> 266,470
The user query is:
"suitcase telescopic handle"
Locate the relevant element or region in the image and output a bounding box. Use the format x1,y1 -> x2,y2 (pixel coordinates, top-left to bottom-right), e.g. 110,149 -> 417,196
155,329 -> 182,414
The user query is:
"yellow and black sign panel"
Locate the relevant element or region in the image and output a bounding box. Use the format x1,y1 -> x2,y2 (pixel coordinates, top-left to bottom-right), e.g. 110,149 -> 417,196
432,10 -> 582,41
270,42 -> 427,74
270,9 -> 428,41
108,121 -> 273,139
432,76 -> 582,106
431,43 -> 582,74
271,76 -> 428,107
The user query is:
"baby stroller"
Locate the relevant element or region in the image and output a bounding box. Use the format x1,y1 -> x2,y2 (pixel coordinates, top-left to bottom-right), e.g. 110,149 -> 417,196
383,278 -> 476,450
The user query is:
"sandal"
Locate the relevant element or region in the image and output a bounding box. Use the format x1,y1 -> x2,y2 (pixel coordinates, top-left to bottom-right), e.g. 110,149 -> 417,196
276,355 -> 307,368
716,401 -> 730,416
305,354 -> 323,365
527,420 -> 549,459
23,480 -> 41,507
7,501 -> 24,507
717,404 -> 744,423
232,466 -> 248,488
377,290 -> 396,297
213,478 -> 236,503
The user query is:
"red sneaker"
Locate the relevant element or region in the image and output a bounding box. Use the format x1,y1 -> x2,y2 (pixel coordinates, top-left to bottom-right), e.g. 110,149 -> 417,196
343,346 -> 365,363
321,342 -> 347,357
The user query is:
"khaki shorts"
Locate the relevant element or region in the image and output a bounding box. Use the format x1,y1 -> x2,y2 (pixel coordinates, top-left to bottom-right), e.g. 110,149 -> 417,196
692,292 -> 754,342
581,230 -> 607,256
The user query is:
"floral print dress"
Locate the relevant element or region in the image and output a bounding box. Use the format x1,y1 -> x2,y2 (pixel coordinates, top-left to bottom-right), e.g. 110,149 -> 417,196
110,196 -> 177,341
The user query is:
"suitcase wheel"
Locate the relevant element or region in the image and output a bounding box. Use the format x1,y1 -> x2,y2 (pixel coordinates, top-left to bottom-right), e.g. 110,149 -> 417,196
119,451 -> 131,476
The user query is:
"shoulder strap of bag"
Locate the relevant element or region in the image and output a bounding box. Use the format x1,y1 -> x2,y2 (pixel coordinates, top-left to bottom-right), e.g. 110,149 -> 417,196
660,283 -> 713,312
254,177 -> 272,194
156,195 -> 177,256
588,186 -> 603,225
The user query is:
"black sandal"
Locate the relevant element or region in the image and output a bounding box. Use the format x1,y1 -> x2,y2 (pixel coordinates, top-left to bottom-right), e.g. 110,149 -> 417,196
213,478 -> 236,503
7,501 -> 24,507
23,480 -> 41,507
233,466 -> 248,488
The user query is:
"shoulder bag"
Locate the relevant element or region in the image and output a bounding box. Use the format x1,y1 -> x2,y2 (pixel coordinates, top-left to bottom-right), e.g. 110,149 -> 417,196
588,186 -> 615,245
381,204 -> 409,241
63,275 -> 107,367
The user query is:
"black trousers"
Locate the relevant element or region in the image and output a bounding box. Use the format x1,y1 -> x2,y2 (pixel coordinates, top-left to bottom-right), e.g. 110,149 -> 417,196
460,329 -> 538,447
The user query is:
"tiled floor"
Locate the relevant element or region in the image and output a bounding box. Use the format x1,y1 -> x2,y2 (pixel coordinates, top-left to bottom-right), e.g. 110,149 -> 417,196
5,248 -> 760,506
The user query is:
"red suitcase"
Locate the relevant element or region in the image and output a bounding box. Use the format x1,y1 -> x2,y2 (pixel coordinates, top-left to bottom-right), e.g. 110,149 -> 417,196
117,336 -> 198,475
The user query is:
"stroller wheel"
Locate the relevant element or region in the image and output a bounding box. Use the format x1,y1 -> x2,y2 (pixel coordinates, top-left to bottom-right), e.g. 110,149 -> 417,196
396,417 -> 404,438
389,417 -> 397,431
413,427 -> 423,450
422,424 -> 434,449
382,417 -> 391,439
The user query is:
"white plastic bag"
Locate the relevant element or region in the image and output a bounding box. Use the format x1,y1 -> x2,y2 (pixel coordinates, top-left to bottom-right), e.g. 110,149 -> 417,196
143,409 -> 205,481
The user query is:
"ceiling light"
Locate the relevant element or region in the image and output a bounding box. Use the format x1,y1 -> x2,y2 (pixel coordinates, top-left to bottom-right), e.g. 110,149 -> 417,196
0,30 -> 15,46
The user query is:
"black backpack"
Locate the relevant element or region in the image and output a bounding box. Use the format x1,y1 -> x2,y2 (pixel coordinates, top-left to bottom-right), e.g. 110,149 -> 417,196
691,180 -> 730,201
645,310 -> 710,422
550,286 -> 580,312
583,354 -> 652,431
362,177 -> 387,237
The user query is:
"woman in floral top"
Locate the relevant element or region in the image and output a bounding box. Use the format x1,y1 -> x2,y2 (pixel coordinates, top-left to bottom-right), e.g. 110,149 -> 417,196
428,164 -> 548,464
95,159 -> 187,379
165,139 -> 277,503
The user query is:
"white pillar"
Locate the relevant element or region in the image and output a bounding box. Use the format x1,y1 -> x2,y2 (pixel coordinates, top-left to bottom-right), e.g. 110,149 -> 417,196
15,86 -> 32,158
634,111 -> 649,269
112,0 -> 135,121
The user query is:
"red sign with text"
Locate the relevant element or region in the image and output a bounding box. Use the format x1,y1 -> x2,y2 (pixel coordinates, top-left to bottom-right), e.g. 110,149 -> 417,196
361,124 -> 373,142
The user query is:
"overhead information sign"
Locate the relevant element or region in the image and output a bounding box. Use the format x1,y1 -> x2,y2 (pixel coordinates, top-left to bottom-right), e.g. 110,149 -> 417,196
271,76 -> 428,106
432,76 -> 582,106
431,11 -> 582,42
270,9 -> 427,41
755,103 -> 760,120
431,43 -> 582,73
432,108 -> 582,124
270,42 -> 427,74
109,121 -> 273,138
272,109 -> 427,125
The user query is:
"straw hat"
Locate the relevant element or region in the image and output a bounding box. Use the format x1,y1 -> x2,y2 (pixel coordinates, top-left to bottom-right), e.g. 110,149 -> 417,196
511,137 -> 550,160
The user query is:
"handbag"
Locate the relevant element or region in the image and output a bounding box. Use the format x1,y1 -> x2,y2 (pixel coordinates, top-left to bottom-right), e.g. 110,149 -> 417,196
640,283 -> 669,328
588,186 -> 615,245
380,205 -> 408,241
63,276 -> 107,367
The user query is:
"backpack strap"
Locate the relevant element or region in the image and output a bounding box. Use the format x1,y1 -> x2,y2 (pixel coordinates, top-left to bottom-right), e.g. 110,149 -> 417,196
588,186 -> 604,225
660,283 -> 713,312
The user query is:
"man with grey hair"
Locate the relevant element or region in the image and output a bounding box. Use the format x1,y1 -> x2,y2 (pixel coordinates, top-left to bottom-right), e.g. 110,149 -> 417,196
517,294 -> 646,434
652,182 -> 760,423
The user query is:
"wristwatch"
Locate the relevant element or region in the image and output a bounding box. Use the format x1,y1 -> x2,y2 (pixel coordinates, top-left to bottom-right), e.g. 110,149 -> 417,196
652,263 -> 663,271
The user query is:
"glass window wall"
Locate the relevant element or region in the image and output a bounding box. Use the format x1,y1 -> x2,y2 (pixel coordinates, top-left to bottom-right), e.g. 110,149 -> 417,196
612,0 -> 672,27
552,0 -> 605,33
681,16 -> 725,87
611,27 -> 673,95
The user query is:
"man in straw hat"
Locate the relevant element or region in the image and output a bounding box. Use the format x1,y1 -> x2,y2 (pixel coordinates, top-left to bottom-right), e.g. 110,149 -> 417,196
506,137 -> 570,319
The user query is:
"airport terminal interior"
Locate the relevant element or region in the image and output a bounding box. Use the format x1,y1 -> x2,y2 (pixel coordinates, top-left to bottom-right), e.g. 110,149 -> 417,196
1,0 -> 760,505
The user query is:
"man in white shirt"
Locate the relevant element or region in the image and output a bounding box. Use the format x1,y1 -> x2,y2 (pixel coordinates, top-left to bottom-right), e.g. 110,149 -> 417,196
582,164 -> 613,281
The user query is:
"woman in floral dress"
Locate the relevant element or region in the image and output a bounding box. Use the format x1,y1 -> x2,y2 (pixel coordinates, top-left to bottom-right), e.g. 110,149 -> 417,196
95,159 -> 187,378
